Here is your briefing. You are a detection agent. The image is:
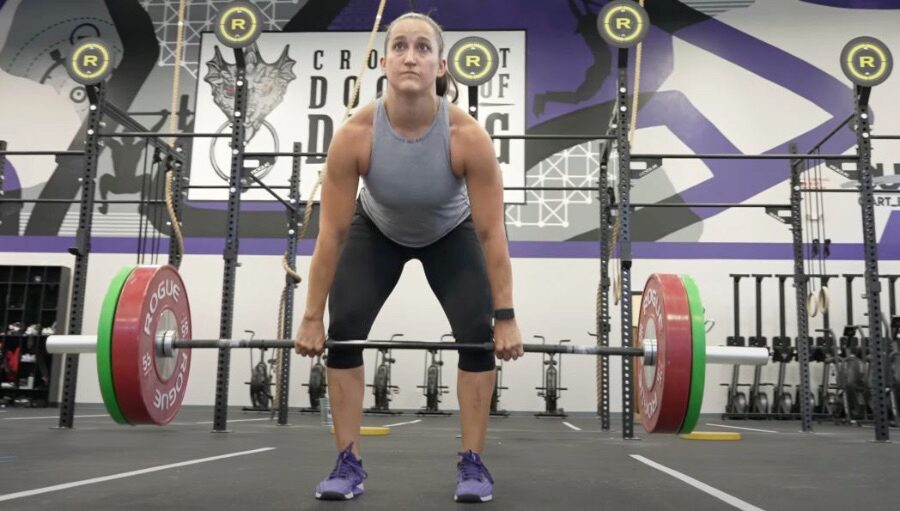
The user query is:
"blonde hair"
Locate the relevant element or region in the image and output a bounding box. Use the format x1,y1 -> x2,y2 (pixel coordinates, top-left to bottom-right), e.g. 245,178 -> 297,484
383,12 -> 458,101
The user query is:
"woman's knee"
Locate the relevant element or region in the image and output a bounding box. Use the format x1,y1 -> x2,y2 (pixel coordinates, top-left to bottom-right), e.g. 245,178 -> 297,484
324,346 -> 364,369
458,351 -> 496,372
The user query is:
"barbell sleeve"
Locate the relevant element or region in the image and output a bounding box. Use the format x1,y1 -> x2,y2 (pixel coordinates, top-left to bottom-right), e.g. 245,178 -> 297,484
706,346 -> 770,366
46,335 -> 100,354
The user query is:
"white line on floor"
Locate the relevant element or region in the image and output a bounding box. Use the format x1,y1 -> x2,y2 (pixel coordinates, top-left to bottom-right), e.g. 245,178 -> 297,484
382,419 -> 422,427
630,455 -> 765,511
705,423 -> 778,434
0,447 -> 276,503
193,418 -> 272,424
3,414 -> 108,421
562,421 -> 582,431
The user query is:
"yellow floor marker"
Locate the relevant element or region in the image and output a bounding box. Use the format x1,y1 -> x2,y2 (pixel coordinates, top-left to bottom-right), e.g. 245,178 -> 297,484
331,426 -> 391,436
679,431 -> 742,441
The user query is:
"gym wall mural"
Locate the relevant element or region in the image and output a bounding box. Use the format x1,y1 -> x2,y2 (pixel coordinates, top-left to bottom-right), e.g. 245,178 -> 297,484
0,0 -> 898,259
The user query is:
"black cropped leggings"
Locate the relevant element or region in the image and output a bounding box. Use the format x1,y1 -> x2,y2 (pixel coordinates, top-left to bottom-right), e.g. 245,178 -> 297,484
326,202 -> 496,372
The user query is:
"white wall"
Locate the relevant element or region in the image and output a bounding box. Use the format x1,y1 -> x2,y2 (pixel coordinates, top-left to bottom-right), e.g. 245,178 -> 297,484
2,250 -> 897,414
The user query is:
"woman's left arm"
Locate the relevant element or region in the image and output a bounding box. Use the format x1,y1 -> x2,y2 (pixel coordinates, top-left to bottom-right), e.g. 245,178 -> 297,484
462,121 -> 524,361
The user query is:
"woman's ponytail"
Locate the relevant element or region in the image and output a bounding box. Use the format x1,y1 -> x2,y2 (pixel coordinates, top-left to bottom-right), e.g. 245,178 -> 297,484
436,71 -> 459,103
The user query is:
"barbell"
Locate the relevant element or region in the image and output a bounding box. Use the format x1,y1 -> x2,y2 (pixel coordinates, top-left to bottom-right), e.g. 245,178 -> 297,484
46,265 -> 768,433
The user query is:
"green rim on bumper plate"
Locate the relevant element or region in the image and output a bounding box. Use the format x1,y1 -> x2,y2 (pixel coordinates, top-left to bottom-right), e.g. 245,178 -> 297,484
98,265 -> 136,425
679,274 -> 706,434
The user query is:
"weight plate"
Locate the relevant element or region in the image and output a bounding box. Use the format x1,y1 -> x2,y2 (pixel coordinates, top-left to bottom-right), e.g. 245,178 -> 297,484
97,265 -> 137,425
112,265 -> 192,425
843,356 -> 864,388
778,393 -> 793,415
679,274 -> 706,434
637,273 -> 693,433
754,393 -> 769,414
889,351 -> 900,387
734,392 -> 748,414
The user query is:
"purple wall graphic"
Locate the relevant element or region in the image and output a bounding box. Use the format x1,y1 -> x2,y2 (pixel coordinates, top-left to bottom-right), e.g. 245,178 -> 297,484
0,0 -> 896,258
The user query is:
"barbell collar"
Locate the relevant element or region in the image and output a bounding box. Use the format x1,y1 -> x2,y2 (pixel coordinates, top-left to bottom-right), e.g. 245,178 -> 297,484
159,330 -> 177,358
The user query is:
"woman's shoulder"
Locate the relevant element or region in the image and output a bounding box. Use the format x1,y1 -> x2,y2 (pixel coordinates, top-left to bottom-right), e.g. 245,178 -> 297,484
448,102 -> 485,134
447,101 -> 489,145
447,101 -> 477,127
347,101 -> 377,129
333,101 -> 376,143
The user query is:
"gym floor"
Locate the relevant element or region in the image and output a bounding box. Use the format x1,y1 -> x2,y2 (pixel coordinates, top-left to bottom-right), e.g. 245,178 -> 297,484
1,405 -> 898,510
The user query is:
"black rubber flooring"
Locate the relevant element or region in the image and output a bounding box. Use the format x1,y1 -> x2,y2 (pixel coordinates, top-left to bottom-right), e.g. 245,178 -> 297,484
1,404 -> 899,510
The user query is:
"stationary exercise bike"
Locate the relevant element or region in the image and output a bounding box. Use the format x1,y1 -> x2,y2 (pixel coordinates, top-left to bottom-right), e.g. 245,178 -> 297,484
417,334 -> 451,416
366,334 -> 402,415
535,335 -> 568,418
490,361 -> 510,417
243,331 -> 275,411
300,355 -> 327,413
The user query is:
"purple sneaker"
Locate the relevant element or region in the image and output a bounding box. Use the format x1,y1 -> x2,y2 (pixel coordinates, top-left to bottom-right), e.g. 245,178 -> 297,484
455,450 -> 494,503
315,444 -> 367,500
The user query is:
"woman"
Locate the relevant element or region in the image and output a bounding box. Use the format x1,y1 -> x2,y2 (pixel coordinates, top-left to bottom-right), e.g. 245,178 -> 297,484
294,12 -> 523,503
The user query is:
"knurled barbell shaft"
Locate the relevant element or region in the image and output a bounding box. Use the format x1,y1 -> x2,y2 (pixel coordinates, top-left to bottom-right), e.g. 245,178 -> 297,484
176,339 -> 644,355
46,335 -> 770,365
181,340 -> 770,365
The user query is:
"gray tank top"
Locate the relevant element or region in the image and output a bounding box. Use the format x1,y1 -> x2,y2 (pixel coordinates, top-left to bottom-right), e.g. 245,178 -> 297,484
359,96 -> 470,248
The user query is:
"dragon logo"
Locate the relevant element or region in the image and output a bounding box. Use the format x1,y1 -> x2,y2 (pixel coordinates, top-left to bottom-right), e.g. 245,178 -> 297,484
204,43 -> 296,181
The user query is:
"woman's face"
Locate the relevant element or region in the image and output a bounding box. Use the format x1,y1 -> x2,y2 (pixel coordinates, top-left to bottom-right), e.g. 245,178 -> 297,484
381,18 -> 446,96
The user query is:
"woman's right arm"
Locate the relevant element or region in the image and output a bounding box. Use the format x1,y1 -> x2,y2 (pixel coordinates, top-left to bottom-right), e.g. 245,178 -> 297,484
302,125 -> 361,322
